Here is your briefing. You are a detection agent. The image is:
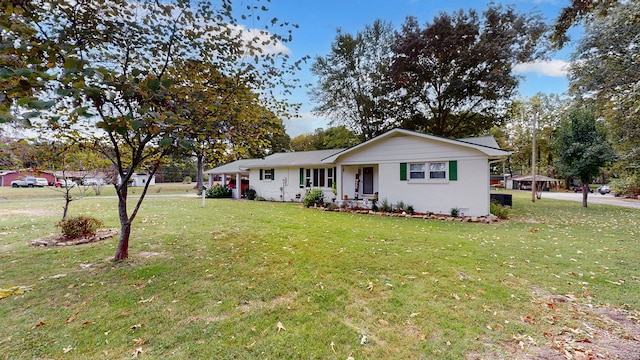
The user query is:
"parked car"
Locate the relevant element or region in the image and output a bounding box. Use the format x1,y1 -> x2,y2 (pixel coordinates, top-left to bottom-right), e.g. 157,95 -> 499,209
36,177 -> 48,187
597,184 -> 611,195
11,177 -> 38,188
573,186 -> 593,193
54,179 -> 77,188
82,178 -> 104,186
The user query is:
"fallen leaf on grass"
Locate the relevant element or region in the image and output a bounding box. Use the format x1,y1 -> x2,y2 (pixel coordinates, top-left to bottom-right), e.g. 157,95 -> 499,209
377,319 -> 389,326
33,321 -> 46,328
360,334 -> 367,345
132,347 -> 143,358
276,321 -> 286,332
63,345 -> 73,353
244,341 -> 256,350
133,338 -> 146,346
130,324 -> 146,330
575,338 -> 593,343
82,321 -> 95,326
50,274 -> 67,279
66,312 -> 78,323
138,296 -> 154,303
521,315 -> 536,324
0,285 -> 33,299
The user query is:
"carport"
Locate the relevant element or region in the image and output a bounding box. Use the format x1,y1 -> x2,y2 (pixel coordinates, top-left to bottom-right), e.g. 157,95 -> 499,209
508,174 -> 560,191
204,159 -> 252,199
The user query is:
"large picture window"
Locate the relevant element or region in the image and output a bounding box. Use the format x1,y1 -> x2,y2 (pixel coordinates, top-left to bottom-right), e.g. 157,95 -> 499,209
302,167 -> 336,188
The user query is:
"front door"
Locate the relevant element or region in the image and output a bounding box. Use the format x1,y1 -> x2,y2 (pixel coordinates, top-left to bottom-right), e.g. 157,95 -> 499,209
362,167 -> 374,195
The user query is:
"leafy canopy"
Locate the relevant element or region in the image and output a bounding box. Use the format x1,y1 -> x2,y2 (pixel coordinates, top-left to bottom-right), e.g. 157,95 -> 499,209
310,19 -> 396,141
552,105 -> 615,185
392,5 -> 547,138
569,1 -> 640,171
1,0 -> 302,260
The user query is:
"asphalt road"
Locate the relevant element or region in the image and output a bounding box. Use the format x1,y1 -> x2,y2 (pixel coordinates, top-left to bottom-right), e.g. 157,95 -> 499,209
533,191 -> 640,209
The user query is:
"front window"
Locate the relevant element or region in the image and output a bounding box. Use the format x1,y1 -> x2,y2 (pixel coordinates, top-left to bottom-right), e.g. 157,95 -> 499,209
264,169 -> 273,180
303,167 -> 335,188
409,163 -> 426,179
429,162 -> 446,179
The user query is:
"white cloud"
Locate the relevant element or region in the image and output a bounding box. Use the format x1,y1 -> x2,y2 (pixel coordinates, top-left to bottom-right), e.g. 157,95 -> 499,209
241,27 -> 291,56
513,59 -> 570,77
282,112 -> 330,137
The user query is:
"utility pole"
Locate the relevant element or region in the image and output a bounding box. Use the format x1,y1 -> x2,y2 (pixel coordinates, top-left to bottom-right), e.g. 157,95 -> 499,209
531,111 -> 537,203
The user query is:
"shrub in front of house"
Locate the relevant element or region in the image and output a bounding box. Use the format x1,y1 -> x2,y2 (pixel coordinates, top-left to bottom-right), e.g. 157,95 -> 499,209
490,201 -> 510,219
302,189 -> 324,208
245,187 -> 257,200
379,198 -> 392,213
206,185 -> 232,198
57,216 -> 104,240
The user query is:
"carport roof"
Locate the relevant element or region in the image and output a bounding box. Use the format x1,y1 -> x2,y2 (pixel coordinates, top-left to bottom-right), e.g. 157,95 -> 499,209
204,159 -> 254,175
242,149 -> 345,168
511,175 -> 560,182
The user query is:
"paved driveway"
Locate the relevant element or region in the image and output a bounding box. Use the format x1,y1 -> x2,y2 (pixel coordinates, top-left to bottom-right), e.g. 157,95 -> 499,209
538,191 -> 640,209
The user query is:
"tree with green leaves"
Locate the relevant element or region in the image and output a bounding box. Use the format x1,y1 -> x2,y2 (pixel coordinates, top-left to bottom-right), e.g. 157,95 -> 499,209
552,105 -> 615,207
2,0 -> 302,261
505,94 -> 567,178
550,0 -> 619,48
568,1 -> 640,194
391,5 -> 547,138
311,19 -> 397,141
290,126 -> 359,151
166,59 -> 289,189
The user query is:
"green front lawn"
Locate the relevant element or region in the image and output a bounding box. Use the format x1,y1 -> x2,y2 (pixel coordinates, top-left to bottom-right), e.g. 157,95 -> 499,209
1,190 -> 638,358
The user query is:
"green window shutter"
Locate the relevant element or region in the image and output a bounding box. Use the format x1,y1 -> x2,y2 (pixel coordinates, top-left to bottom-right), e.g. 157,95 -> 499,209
259,169 -> 263,180
449,160 -> 457,181
400,163 -> 407,181
299,168 -> 304,185
271,169 -> 275,179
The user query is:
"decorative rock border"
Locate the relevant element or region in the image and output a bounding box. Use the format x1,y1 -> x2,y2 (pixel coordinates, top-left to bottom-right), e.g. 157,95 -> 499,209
29,229 -> 119,247
320,207 -> 501,223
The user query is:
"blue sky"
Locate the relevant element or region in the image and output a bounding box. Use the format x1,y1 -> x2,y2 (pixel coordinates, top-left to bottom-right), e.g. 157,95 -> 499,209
244,0 -> 579,137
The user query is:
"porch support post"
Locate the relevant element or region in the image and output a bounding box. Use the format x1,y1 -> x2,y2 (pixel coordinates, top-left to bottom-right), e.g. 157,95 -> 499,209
235,173 -> 241,199
337,164 -> 344,205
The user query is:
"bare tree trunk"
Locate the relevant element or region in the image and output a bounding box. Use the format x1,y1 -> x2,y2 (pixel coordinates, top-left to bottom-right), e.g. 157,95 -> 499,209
115,221 -> 131,261
114,183 -> 130,261
62,192 -> 71,220
194,153 -> 204,189
582,181 -> 589,208
113,164 -> 161,261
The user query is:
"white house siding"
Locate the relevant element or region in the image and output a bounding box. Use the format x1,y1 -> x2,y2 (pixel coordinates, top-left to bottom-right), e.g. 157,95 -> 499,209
376,158 -> 490,216
249,166 -> 336,203
336,134 -> 493,216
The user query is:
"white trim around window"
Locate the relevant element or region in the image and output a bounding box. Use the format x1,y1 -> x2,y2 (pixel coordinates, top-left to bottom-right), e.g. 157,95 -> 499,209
408,161 -> 448,183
